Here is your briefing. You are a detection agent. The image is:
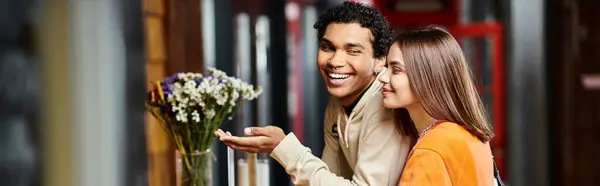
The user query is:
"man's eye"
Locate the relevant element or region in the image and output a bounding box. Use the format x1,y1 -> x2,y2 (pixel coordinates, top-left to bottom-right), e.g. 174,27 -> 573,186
320,45 -> 333,51
348,50 -> 361,55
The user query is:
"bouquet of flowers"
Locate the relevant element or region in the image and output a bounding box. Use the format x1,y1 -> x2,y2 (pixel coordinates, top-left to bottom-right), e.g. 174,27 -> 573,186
145,67 -> 262,186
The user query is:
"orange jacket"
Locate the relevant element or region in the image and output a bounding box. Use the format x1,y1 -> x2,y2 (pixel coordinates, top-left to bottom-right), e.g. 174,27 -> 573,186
398,122 -> 494,186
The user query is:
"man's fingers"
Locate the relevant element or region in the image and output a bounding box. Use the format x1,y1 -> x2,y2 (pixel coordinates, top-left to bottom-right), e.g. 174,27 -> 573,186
214,129 -> 227,137
228,144 -> 259,153
218,135 -> 276,153
220,135 -> 262,147
244,126 -> 279,136
222,140 -> 261,153
244,127 -> 264,136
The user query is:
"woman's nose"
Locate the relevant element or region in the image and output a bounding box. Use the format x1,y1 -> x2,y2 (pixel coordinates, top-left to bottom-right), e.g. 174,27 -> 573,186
378,70 -> 389,83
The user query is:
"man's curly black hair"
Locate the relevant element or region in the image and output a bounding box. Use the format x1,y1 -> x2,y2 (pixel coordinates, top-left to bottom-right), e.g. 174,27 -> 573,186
313,1 -> 393,59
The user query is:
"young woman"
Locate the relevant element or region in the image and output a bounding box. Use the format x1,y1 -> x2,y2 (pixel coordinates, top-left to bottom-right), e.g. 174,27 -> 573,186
378,27 -> 496,186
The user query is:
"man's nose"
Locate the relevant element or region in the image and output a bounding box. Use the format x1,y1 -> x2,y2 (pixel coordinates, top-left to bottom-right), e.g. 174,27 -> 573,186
327,51 -> 345,69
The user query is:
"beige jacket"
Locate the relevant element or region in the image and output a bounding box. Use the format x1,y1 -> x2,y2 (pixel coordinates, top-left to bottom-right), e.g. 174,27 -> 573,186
270,74 -> 413,186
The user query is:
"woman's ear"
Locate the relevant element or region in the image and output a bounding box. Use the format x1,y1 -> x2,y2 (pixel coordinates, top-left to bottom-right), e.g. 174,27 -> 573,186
373,57 -> 386,75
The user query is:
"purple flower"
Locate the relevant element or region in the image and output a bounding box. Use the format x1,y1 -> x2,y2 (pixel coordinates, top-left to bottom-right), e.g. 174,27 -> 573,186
162,85 -> 172,96
162,74 -> 178,84
159,73 -> 179,96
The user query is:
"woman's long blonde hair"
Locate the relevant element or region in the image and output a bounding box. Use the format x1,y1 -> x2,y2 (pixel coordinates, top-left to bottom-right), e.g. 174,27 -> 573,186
394,27 -> 494,142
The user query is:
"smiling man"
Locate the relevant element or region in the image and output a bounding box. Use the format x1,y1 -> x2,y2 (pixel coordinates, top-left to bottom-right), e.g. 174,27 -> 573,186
215,2 -> 413,185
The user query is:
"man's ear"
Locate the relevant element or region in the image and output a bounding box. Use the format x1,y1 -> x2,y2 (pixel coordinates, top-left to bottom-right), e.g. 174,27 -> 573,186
373,57 -> 386,75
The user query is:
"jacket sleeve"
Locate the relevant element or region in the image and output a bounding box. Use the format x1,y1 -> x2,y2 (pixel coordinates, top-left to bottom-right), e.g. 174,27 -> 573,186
397,149 -> 452,186
269,107 -> 412,186
270,133 -> 354,185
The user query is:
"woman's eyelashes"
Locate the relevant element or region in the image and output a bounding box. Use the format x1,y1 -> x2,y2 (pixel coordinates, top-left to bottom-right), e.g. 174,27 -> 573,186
392,66 -> 404,74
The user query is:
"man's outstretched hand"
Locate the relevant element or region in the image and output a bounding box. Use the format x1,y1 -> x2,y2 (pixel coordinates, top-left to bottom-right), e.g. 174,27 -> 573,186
214,126 -> 286,153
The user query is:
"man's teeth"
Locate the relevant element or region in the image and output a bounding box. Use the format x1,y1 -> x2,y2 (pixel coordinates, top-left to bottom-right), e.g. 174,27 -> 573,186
329,73 -> 350,79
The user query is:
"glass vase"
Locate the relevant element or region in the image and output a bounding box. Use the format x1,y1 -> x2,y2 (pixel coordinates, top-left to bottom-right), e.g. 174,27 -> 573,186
176,149 -> 213,186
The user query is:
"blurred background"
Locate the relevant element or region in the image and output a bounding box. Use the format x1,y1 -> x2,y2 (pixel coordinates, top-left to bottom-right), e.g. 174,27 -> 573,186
0,0 -> 598,185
